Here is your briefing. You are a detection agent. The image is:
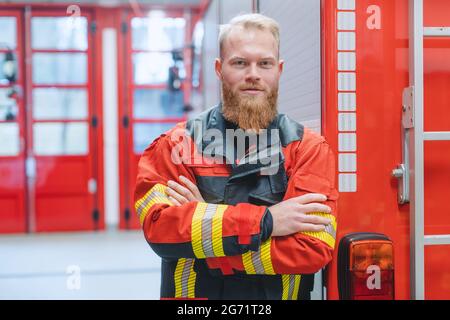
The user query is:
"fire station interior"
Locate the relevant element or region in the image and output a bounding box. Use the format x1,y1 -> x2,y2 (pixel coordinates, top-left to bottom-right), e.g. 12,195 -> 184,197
0,0 -> 324,299
2,0 -> 450,300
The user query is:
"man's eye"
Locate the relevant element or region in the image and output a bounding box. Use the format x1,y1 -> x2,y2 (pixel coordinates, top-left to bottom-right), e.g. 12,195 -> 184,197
260,61 -> 273,68
233,60 -> 246,66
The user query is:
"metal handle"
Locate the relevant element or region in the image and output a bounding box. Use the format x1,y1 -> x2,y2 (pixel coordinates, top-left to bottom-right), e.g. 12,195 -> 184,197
392,163 -> 409,204
392,168 -> 403,178
392,87 -> 414,205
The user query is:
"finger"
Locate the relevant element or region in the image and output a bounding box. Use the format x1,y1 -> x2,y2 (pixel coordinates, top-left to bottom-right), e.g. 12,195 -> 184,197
167,180 -> 196,201
168,196 -> 182,207
293,193 -> 328,204
166,186 -> 189,204
179,175 -> 204,201
301,214 -> 332,225
298,223 -> 327,233
300,203 -> 332,214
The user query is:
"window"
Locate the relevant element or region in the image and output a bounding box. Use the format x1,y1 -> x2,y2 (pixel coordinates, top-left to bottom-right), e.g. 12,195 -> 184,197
32,53 -> 87,85
131,16 -> 185,51
0,123 -> 19,156
133,89 -> 184,119
31,17 -> 87,50
133,123 -> 174,154
33,122 -> 88,156
33,88 -> 87,120
0,17 -> 17,49
31,16 -> 89,156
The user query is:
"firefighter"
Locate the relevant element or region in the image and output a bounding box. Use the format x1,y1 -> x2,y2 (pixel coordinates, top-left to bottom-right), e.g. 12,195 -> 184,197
135,13 -> 338,300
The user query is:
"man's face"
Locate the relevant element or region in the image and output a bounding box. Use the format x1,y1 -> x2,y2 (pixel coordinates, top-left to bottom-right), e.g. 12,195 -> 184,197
215,27 -> 284,132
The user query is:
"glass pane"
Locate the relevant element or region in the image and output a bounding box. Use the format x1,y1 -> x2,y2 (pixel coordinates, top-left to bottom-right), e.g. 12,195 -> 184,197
0,17 -> 17,49
133,89 -> 184,119
192,21 -> 204,88
31,17 -> 87,50
33,53 -> 87,84
133,123 -> 175,154
0,123 -> 20,156
133,52 -> 185,85
33,122 -> 88,155
0,52 -> 18,85
193,21 -> 204,55
0,88 -> 19,121
33,88 -> 87,120
131,16 -> 185,51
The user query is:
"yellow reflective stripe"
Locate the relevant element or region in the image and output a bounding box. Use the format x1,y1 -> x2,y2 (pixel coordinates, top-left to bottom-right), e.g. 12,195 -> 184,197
260,238 -> 275,274
174,258 -> 185,298
242,238 -> 275,275
200,205 -> 216,257
135,183 -> 173,226
192,203 -> 227,258
302,230 -> 335,248
191,203 -> 208,258
211,204 -> 227,257
282,275 -> 290,300
174,258 -> 197,298
301,212 -> 337,248
242,251 -> 256,274
292,275 -> 301,300
138,194 -> 171,226
307,212 -> 337,230
281,274 -> 302,300
187,260 -> 197,298
177,259 -> 197,298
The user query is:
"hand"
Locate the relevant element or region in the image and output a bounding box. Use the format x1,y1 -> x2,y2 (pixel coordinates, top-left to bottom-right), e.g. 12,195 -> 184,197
269,193 -> 332,237
166,175 -> 205,206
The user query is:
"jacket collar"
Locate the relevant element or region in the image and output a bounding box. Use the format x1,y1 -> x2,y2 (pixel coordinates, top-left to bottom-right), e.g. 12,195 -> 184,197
191,103 -> 285,179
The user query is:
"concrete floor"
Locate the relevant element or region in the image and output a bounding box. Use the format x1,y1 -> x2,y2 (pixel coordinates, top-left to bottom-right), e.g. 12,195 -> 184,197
0,230 -> 161,299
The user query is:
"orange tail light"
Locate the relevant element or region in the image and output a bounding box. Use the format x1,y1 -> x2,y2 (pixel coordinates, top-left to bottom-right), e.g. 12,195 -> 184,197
338,233 -> 395,300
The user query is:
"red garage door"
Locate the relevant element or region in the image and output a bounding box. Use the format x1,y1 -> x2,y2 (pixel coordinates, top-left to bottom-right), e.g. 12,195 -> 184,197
0,8 -> 103,233
30,11 -> 100,232
119,10 -> 192,229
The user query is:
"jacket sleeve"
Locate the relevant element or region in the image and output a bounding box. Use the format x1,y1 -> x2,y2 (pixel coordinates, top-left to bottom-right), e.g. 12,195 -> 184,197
206,129 -> 339,275
134,125 -> 271,260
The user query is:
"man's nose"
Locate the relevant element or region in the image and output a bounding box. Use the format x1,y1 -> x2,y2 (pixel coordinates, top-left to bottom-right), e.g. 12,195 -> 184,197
245,63 -> 261,82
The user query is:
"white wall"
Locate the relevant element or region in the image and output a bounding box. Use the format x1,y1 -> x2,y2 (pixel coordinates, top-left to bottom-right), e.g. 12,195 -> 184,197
219,0 -> 254,25
202,0 -> 254,110
202,0 -> 220,110
259,0 -> 322,133
102,28 -> 119,228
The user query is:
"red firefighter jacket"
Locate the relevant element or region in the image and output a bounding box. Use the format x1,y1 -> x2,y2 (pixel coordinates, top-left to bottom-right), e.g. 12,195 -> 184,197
134,104 -> 338,300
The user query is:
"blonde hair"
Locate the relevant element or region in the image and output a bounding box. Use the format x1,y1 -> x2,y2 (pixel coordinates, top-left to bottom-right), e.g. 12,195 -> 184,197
218,13 -> 280,59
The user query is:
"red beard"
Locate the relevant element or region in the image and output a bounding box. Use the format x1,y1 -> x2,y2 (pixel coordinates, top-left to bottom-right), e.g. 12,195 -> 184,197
221,82 -> 278,133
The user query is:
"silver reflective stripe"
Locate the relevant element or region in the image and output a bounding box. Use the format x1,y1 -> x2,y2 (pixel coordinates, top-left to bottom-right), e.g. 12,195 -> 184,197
325,224 -> 337,239
250,250 -> 265,274
180,258 -> 194,297
201,204 -> 217,257
136,191 -> 166,219
288,275 -> 296,300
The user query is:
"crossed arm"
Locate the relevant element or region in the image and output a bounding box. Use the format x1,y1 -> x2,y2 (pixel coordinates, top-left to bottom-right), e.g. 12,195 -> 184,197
166,175 -> 332,237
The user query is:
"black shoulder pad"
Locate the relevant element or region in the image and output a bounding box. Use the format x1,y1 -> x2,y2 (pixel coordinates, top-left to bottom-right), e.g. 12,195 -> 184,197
277,114 -> 304,147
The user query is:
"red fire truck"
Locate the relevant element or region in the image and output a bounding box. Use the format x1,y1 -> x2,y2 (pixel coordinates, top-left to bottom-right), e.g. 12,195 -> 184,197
322,0 -> 450,300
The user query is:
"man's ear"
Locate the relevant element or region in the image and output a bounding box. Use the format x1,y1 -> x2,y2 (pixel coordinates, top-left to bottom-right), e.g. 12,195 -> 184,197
215,58 -> 223,80
278,59 -> 284,75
